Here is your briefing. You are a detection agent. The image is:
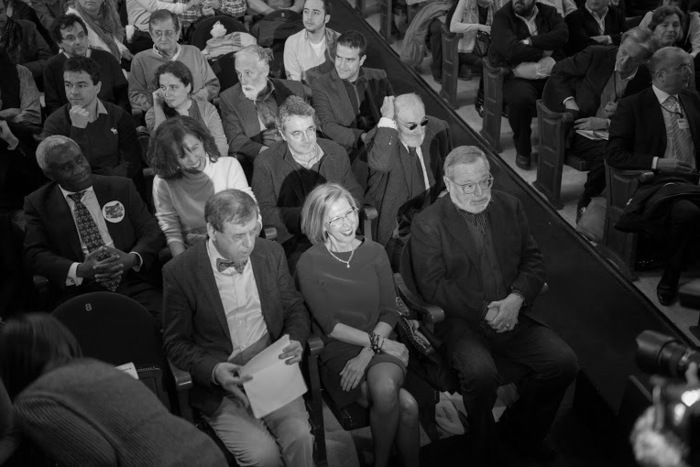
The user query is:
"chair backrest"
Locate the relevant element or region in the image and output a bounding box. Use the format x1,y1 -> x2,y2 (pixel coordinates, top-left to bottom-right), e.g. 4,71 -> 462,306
399,238 -> 419,297
190,15 -> 247,50
480,59 -> 504,153
440,23 -> 461,109
534,99 -> 574,209
251,10 -> 303,78
52,292 -> 173,408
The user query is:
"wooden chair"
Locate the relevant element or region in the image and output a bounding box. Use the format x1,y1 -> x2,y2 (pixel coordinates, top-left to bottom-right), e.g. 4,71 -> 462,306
533,100 -> 592,209
379,0 -> 394,43
597,163 -> 644,281
440,23 -> 462,109
481,59 -> 505,153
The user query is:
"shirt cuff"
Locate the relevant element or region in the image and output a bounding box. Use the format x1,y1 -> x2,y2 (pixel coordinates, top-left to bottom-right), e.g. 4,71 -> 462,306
378,117 -> 397,129
562,97 -> 575,105
652,157 -> 659,170
66,262 -> 83,286
130,252 -> 143,272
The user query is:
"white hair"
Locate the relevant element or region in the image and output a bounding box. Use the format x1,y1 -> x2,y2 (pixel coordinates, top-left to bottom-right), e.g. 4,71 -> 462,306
36,135 -> 81,174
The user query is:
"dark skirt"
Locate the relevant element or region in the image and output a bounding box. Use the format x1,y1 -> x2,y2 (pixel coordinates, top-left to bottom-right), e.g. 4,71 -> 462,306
320,340 -> 407,409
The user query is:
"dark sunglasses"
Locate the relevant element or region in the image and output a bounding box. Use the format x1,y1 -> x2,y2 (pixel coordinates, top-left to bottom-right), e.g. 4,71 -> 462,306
398,117 -> 429,131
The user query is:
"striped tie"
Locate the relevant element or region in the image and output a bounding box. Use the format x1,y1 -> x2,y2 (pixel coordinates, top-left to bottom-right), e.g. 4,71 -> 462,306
68,191 -> 121,292
666,96 -> 695,168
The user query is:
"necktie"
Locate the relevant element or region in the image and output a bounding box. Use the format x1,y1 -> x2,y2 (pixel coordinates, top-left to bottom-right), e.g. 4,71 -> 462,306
409,146 -> 427,191
67,191 -> 121,292
665,96 -> 695,168
216,258 -> 247,274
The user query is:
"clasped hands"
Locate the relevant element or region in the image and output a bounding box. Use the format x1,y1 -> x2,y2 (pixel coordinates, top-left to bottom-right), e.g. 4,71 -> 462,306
77,246 -> 137,282
213,336 -> 303,407
484,292 -> 523,333
339,338 -> 408,392
564,99 -> 610,131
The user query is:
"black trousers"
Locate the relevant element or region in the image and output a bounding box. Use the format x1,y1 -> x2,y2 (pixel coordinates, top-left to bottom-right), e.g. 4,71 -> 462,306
666,199 -> 700,275
571,134 -> 606,207
502,78 -> 546,157
437,315 -> 578,461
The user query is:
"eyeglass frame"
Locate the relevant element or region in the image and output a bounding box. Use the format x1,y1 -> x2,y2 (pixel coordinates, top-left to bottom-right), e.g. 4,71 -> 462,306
447,174 -> 494,194
151,29 -> 178,39
286,125 -> 317,140
326,207 -> 358,227
396,116 -> 429,131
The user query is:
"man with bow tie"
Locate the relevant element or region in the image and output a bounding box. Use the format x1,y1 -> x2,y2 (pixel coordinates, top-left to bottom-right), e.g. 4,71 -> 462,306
162,189 -> 314,466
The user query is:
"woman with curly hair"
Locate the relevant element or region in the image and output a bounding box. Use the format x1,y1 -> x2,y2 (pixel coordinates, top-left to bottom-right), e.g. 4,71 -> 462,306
640,0 -> 700,55
0,0 -> 52,83
146,61 -> 228,156
149,115 -> 253,257
65,0 -> 131,62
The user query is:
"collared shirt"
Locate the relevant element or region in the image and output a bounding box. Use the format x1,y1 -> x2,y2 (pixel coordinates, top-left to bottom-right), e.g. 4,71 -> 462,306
206,239 -> 268,360
515,5 -> 539,36
284,28 -> 338,82
585,5 -> 608,35
60,185 -> 144,286
651,85 -> 697,170
151,43 -> 182,61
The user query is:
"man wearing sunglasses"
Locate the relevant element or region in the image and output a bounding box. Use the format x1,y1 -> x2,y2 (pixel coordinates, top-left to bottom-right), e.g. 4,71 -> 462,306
409,146 -> 578,465
364,92 -> 451,266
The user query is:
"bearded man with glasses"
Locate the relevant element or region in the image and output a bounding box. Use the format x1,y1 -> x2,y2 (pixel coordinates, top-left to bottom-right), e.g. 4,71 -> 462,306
365,92 -> 452,267
409,146 -> 578,466
252,95 -> 362,270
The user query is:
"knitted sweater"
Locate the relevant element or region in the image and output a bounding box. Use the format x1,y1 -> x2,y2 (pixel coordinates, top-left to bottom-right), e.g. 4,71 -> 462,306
153,156 -> 253,245
128,45 -> 220,111
14,359 -> 226,466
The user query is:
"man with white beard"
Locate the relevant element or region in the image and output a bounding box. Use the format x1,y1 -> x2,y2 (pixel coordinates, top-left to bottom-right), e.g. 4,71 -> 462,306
408,146 -> 578,466
220,45 -> 311,179
365,93 -> 452,265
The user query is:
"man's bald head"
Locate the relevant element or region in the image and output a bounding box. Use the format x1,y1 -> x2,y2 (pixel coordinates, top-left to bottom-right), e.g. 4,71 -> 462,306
394,93 -> 427,148
36,135 -> 82,174
648,46 -> 693,94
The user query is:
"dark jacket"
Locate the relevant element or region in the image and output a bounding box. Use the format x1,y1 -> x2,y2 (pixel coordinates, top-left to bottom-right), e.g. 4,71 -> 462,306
409,192 -> 545,326
606,87 -> 700,169
311,68 -> 394,152
543,45 -> 651,116
219,78 -> 310,159
365,116 -> 452,245
564,6 -> 625,56
8,18 -> 53,81
489,2 -> 568,68
251,138 -> 363,244
23,175 -> 164,289
162,239 -> 310,416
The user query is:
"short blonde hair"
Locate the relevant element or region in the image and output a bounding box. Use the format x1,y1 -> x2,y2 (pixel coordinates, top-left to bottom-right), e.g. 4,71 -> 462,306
301,183 -> 358,245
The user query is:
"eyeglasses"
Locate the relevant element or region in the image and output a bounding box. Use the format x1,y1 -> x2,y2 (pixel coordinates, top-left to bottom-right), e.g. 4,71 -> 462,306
397,116 -> 429,131
326,207 -> 358,227
288,126 -> 316,140
449,175 -> 494,194
151,30 -> 177,38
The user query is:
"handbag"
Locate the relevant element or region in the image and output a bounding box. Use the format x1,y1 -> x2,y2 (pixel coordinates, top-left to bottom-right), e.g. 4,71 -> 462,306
576,196 -> 606,243
473,31 -> 491,58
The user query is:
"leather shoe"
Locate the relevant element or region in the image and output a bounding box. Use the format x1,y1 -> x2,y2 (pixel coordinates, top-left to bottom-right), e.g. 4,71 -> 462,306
475,101 -> 484,118
515,154 -> 531,170
576,206 -> 587,223
657,270 -> 681,306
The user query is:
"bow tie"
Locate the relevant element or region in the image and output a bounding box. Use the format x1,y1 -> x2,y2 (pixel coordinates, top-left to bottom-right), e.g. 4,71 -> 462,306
216,258 -> 247,274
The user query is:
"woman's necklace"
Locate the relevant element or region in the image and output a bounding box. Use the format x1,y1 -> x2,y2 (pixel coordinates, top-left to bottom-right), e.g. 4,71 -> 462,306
326,241 -> 358,268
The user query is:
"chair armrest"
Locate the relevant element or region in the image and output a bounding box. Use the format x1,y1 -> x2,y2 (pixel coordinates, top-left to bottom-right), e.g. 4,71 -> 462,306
307,336 -> 324,356
393,273 -> 445,326
168,360 -> 193,391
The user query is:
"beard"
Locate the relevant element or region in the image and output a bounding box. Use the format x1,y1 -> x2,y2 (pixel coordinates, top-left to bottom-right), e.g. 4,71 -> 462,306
241,80 -> 268,100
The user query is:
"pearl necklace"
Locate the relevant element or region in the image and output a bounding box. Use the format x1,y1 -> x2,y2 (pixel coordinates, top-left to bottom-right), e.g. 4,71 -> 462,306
326,243 -> 357,268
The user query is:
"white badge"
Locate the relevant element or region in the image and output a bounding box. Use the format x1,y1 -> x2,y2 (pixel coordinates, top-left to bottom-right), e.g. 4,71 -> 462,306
102,200 -> 125,223
678,119 -> 689,130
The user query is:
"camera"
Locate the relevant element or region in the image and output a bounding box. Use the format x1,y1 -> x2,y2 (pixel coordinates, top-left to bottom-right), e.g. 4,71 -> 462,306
633,331 -> 700,467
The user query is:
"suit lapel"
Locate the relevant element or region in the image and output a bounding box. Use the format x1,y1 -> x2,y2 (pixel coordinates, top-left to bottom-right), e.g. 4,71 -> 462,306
442,199 -> 480,268
250,245 -> 274,334
235,87 -> 263,137
487,196 -> 509,269
679,91 -> 700,166
198,243 -> 232,342
331,72 -> 356,125
92,177 -> 123,250
646,88 -> 667,149
50,184 -> 83,260
282,148 -> 310,202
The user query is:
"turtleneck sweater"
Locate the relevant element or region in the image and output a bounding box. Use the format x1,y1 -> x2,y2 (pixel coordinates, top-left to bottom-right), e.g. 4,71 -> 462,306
153,156 -> 253,245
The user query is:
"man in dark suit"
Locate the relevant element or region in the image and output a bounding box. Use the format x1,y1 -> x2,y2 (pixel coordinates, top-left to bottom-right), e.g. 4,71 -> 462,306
543,27 -> 658,219
489,0 -> 568,169
23,135 -> 164,320
220,44 -> 310,178
162,189 -> 313,466
252,96 -> 362,269
409,146 -> 578,464
365,93 -> 451,266
564,0 -> 626,55
311,30 -> 394,157
607,46 -> 700,305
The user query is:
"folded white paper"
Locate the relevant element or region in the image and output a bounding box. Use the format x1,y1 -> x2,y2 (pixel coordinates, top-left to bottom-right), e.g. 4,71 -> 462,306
116,362 -> 139,379
241,335 -> 308,419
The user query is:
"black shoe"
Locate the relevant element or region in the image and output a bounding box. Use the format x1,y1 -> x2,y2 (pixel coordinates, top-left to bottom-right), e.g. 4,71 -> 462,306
515,154 -> 531,170
657,269 -> 681,306
576,206 -> 587,223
